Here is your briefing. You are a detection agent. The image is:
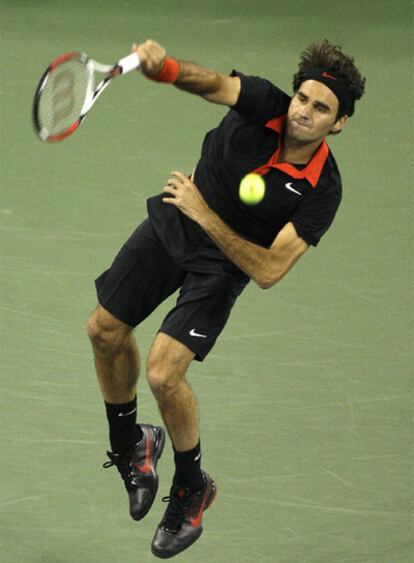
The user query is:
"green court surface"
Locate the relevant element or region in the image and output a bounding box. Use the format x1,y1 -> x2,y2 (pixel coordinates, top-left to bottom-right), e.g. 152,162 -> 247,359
1,1 -> 412,562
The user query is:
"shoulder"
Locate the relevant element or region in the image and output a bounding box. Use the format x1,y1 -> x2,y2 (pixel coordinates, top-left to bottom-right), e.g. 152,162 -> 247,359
230,70 -> 291,121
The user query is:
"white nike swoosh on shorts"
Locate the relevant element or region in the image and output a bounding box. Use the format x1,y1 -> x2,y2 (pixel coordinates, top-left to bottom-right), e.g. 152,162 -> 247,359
189,328 -> 207,338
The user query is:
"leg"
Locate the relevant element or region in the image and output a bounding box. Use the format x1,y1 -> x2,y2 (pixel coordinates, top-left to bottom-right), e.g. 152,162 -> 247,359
88,303 -> 166,521
148,334 -> 217,558
87,304 -> 139,403
87,302 -> 144,453
149,274 -> 246,557
146,332 -> 197,452
89,219 -> 186,521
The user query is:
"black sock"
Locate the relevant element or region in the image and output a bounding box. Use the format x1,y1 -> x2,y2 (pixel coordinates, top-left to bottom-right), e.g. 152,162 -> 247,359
173,441 -> 204,492
104,396 -> 143,454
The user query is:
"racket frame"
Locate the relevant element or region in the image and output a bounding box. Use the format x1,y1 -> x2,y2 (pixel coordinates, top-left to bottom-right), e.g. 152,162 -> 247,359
33,51 -> 140,143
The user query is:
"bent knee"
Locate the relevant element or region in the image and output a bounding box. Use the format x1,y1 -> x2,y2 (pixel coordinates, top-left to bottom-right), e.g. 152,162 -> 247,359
146,371 -> 176,400
87,306 -> 132,355
147,350 -> 191,398
146,356 -> 176,395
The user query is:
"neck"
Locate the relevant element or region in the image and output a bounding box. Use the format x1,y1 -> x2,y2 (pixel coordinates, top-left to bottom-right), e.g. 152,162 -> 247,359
279,135 -> 324,165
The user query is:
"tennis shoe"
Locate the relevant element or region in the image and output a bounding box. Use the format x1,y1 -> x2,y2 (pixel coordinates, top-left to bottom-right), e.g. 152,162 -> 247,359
103,423 -> 165,521
151,470 -> 217,559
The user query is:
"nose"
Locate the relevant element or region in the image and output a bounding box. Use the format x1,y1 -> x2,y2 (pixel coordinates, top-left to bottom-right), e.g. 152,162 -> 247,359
298,103 -> 312,120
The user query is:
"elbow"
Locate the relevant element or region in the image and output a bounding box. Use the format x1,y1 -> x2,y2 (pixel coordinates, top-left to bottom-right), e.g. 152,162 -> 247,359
254,272 -> 281,290
253,263 -> 287,289
256,280 -> 277,290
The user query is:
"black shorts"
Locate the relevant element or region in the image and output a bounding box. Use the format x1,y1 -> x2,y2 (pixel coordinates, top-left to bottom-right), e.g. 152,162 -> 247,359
95,219 -> 247,361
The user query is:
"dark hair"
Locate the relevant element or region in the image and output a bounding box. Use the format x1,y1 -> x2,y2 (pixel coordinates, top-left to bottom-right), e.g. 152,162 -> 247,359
293,40 -> 366,119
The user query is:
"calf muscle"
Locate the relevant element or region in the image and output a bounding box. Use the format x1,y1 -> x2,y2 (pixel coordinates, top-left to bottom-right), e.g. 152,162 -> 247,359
87,305 -> 140,404
147,333 -> 198,451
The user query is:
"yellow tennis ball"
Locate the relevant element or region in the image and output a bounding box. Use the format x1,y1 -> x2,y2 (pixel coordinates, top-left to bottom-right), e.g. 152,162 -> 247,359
239,173 -> 265,205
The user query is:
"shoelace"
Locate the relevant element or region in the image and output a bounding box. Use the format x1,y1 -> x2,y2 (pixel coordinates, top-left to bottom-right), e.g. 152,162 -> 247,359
103,451 -> 137,492
161,489 -> 192,533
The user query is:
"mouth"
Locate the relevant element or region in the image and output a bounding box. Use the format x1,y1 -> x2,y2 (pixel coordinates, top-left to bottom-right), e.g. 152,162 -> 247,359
291,119 -> 310,130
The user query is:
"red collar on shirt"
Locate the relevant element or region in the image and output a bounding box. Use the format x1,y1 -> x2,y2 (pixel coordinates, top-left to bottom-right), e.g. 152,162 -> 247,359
252,115 -> 329,188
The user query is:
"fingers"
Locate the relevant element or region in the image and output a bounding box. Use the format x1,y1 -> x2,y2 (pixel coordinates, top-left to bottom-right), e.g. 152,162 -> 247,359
162,171 -> 193,203
169,171 -> 192,187
163,185 -> 177,195
171,170 -> 187,181
161,172 -> 206,220
162,178 -> 178,204
165,171 -> 190,188
162,173 -> 180,199
132,39 -> 167,77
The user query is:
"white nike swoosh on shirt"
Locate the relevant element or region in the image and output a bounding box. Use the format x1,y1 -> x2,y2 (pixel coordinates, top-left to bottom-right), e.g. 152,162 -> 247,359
189,329 -> 208,338
285,182 -> 302,195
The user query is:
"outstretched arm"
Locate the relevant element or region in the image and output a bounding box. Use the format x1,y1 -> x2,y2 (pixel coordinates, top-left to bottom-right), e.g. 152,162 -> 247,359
134,40 -> 241,106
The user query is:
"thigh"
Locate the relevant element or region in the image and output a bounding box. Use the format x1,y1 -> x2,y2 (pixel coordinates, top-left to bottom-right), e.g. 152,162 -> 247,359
147,331 -> 195,381
94,219 -> 185,327
89,303 -> 133,337
159,272 -> 247,361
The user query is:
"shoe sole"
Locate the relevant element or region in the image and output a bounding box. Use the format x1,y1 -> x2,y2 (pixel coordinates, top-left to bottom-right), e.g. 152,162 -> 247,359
151,527 -> 203,559
151,477 -> 217,559
131,426 -> 166,521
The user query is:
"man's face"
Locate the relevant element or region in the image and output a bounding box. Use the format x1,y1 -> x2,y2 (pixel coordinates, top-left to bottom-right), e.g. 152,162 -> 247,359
286,80 -> 347,144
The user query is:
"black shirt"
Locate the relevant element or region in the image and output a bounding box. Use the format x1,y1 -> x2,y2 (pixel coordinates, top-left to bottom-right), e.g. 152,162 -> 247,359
147,71 -> 342,280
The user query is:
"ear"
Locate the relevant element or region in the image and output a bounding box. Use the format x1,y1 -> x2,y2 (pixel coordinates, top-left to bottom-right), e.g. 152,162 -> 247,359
331,114 -> 348,134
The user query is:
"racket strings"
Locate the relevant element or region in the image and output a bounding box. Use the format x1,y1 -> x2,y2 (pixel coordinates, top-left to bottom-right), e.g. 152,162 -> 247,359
38,59 -> 91,135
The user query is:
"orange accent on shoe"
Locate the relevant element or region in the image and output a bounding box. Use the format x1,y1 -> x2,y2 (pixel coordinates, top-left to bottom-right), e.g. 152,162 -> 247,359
136,429 -> 153,474
188,486 -> 212,528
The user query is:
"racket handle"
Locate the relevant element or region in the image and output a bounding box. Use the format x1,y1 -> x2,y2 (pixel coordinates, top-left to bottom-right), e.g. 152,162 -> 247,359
117,52 -> 140,74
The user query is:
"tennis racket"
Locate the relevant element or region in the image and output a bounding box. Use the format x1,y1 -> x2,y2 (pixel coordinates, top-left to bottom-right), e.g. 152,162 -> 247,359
32,51 -> 140,142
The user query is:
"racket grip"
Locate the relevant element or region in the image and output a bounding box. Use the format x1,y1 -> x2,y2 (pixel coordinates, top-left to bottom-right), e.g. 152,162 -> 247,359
117,52 -> 140,74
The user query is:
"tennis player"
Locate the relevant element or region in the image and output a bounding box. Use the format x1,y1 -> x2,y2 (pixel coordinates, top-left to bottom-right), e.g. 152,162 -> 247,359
87,39 -> 365,558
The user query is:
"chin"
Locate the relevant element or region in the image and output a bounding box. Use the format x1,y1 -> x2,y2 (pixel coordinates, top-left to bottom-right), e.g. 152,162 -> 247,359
286,124 -> 313,143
